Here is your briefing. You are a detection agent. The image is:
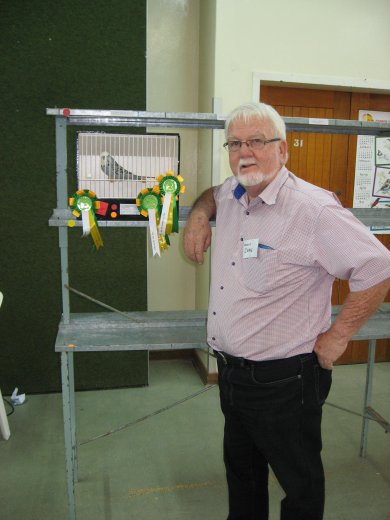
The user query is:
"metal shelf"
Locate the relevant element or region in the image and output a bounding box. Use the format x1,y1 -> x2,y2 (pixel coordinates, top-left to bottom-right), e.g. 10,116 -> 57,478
46,108 -> 390,135
49,206 -> 390,228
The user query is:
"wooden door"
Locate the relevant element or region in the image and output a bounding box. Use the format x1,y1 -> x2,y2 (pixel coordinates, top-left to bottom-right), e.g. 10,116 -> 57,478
260,85 -> 390,364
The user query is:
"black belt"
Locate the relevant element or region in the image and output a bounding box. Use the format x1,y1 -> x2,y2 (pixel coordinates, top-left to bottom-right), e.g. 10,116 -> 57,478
214,350 -> 261,367
214,350 -> 315,367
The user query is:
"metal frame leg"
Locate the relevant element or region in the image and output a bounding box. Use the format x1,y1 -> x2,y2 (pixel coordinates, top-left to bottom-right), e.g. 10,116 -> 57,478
360,339 -> 376,457
61,351 -> 77,520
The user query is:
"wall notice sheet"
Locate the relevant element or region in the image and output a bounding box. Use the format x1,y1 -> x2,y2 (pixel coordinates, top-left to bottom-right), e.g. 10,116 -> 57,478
353,110 -> 390,233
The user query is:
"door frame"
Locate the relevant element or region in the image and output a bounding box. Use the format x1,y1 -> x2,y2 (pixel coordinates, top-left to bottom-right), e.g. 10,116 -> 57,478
252,72 -> 390,102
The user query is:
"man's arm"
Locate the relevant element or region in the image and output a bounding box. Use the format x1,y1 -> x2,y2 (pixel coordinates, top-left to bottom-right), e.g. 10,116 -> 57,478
183,187 -> 216,264
314,277 -> 390,369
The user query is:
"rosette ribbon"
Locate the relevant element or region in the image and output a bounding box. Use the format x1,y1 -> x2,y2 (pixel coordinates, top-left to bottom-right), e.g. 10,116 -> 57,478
136,187 -> 168,256
69,189 -> 103,250
157,171 -> 185,237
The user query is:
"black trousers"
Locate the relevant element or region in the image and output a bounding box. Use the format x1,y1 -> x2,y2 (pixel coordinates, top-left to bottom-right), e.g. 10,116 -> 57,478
216,351 -> 332,520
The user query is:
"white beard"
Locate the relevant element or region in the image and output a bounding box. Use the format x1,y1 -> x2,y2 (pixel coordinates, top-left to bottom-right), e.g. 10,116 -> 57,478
236,158 -> 279,187
236,170 -> 271,187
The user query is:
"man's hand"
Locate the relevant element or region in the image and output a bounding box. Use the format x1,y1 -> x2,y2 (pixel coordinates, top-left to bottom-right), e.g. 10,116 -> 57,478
183,210 -> 212,264
314,330 -> 348,370
314,278 -> 390,369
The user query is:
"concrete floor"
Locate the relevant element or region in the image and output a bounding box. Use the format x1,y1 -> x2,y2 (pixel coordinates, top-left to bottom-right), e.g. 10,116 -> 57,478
1,359 -> 389,520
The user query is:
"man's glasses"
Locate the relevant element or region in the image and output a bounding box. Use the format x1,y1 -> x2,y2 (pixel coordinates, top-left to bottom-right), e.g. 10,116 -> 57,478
223,137 -> 281,153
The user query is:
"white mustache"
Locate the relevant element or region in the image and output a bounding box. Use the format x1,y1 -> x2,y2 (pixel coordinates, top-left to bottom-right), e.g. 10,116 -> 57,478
238,158 -> 258,168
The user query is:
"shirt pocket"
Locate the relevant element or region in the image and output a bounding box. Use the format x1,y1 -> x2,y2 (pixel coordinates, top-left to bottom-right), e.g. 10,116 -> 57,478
240,248 -> 315,294
240,249 -> 280,293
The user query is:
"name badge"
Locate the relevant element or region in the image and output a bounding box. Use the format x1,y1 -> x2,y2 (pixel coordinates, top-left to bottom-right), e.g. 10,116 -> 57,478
243,239 -> 259,258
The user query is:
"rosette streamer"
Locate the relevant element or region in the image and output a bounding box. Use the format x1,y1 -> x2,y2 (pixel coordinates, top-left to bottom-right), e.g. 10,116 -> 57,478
136,187 -> 167,256
69,189 -> 103,250
157,171 -> 185,237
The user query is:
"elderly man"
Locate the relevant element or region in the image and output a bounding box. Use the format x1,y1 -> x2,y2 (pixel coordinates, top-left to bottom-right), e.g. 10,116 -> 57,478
183,102 -> 390,520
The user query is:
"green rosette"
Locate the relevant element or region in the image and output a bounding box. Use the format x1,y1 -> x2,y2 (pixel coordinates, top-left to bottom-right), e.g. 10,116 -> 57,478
136,188 -> 165,256
68,189 -> 103,250
70,189 -> 96,216
136,188 -> 161,218
159,176 -> 181,197
158,175 -> 181,233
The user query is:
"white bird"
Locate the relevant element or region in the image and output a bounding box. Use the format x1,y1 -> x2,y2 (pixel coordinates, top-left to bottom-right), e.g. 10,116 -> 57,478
100,152 -> 144,181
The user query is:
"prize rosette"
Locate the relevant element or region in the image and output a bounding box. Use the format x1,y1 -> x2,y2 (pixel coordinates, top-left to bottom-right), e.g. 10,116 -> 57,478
136,186 -> 168,256
69,189 -> 103,250
157,171 -> 185,237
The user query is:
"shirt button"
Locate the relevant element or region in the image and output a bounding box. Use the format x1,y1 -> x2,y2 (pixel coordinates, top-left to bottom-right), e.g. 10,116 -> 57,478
220,286 -> 224,290
240,237 -> 244,241
213,311 -> 216,315
212,337 -> 216,341
232,262 -> 235,266
246,211 -> 250,215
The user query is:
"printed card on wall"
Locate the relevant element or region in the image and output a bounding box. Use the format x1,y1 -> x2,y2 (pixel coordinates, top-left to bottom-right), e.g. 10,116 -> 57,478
353,111 -> 390,233
372,167 -> 390,198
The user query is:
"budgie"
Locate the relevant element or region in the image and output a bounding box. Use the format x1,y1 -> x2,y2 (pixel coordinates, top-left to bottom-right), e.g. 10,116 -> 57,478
100,152 -> 144,181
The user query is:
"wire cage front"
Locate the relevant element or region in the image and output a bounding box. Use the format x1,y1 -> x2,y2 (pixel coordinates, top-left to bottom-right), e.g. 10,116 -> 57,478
77,132 -> 180,220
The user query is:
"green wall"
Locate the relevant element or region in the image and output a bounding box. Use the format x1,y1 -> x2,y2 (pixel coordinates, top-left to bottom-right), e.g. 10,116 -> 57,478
0,1 -> 148,394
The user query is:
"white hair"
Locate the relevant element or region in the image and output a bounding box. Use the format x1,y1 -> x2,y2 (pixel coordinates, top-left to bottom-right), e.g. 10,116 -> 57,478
225,102 -> 287,140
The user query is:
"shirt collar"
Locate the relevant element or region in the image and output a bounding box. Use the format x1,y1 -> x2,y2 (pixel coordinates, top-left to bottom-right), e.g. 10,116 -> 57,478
233,183 -> 246,199
259,166 -> 288,205
229,167 -> 289,205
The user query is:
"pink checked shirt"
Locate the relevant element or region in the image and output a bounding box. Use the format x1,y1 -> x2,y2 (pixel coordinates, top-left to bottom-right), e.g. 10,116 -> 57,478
207,167 -> 390,361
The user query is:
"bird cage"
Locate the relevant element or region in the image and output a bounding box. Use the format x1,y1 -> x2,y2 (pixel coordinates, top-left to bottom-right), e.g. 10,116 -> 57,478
76,132 -> 180,220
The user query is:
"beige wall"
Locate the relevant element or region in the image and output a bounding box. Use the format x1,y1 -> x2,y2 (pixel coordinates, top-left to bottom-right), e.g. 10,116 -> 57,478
146,0 -> 201,311
195,0 -> 217,309
214,0 -> 390,107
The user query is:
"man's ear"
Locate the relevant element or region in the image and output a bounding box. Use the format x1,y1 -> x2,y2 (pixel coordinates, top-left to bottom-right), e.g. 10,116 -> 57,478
279,140 -> 288,164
